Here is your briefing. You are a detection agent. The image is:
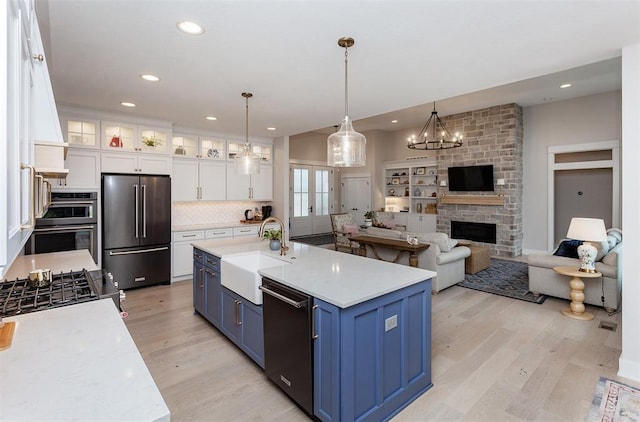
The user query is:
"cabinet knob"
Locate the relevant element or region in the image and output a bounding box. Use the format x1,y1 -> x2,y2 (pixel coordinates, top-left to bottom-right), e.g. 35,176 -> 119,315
32,53 -> 44,62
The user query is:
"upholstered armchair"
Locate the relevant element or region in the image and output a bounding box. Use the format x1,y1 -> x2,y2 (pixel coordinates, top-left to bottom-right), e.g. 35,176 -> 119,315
329,213 -> 360,254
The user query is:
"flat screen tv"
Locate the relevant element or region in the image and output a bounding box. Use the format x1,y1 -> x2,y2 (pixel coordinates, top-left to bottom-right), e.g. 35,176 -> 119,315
447,165 -> 494,192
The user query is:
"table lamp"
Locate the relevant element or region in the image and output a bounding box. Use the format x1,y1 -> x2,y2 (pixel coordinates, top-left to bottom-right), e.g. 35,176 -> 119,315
566,217 -> 607,273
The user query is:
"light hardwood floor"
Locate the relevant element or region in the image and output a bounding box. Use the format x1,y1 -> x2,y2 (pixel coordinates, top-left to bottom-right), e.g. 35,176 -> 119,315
123,278 -> 634,421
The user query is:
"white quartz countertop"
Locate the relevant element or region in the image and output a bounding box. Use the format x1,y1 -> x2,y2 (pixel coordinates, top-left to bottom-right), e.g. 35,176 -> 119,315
4,250 -> 98,281
192,239 -> 436,308
0,299 -> 170,422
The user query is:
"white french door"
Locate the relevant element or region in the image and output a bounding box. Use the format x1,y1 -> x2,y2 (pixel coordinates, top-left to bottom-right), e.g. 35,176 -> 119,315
289,165 -> 333,237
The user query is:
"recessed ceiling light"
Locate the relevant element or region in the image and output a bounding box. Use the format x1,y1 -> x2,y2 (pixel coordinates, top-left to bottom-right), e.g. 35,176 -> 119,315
177,21 -> 204,35
267,127 -> 276,131
205,116 -> 217,121
140,74 -> 160,82
543,97 -> 554,102
391,120 -> 398,123
560,83 -> 572,88
121,102 -> 136,107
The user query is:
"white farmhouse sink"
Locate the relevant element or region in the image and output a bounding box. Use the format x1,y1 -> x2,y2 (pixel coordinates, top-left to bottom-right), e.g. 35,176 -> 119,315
221,252 -> 291,305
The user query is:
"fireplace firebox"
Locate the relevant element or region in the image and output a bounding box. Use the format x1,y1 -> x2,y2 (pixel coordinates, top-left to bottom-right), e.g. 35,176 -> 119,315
451,221 -> 497,244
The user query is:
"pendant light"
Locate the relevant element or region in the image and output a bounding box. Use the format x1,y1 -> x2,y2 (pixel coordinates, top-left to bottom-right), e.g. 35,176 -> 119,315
327,37 -> 366,167
406,102 -> 463,150
236,92 -> 260,175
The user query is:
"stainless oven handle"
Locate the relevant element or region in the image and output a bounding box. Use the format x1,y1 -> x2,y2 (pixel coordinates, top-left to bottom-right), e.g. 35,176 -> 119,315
48,201 -> 95,206
134,184 -> 139,238
44,180 -> 52,208
34,225 -> 96,233
142,184 -> 147,238
108,246 -> 169,256
258,285 -> 306,308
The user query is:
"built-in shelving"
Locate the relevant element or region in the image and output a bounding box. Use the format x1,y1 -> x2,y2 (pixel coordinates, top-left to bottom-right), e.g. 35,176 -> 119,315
383,159 -> 438,213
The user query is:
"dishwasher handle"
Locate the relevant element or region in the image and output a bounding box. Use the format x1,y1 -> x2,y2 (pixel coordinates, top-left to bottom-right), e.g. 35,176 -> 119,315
259,285 -> 306,308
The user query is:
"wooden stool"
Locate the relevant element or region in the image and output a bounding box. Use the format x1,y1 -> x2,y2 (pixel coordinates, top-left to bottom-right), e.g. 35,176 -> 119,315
465,244 -> 491,274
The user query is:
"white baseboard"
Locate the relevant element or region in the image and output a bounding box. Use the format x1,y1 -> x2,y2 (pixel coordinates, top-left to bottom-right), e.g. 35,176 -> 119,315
618,356 -> 640,384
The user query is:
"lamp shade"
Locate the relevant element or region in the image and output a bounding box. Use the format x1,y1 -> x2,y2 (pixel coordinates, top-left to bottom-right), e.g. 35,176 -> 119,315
566,217 -> 607,242
327,116 -> 366,167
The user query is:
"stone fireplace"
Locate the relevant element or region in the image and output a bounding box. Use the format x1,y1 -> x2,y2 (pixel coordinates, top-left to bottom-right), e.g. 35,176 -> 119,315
435,103 -> 524,257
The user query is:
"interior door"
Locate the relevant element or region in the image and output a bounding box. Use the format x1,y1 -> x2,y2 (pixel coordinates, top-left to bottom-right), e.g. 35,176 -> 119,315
554,168 -> 612,245
290,165 -> 332,237
341,176 -> 370,226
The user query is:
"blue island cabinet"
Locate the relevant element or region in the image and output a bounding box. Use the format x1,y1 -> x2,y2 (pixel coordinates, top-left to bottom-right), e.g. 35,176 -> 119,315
220,286 -> 265,368
193,248 -> 222,329
313,279 -> 432,422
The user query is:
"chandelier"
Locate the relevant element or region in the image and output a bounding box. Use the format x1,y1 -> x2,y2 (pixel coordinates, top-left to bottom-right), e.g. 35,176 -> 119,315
236,92 -> 261,175
327,37 -> 366,167
407,102 -> 463,150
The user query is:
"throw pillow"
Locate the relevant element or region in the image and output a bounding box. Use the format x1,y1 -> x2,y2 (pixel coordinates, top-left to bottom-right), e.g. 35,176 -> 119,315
606,228 -> 622,248
553,239 -> 583,258
593,240 -> 609,262
342,224 -> 359,235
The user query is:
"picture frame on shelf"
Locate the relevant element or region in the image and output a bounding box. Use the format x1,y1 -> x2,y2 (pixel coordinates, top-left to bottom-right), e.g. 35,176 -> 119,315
391,178 -> 400,185
416,167 -> 426,175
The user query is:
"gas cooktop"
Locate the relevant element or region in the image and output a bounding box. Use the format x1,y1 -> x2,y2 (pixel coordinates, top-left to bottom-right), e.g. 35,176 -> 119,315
0,269 -> 119,317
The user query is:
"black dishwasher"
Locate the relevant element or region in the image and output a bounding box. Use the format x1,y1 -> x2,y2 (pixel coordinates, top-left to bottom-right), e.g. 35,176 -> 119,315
260,278 -> 314,416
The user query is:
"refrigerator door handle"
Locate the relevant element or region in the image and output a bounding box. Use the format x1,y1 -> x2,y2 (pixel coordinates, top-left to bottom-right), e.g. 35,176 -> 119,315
134,184 -> 139,238
108,246 -> 169,256
142,184 -> 147,238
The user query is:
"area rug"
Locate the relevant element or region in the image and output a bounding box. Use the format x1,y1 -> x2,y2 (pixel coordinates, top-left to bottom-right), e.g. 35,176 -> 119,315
290,234 -> 335,246
457,258 -> 547,304
587,377 -> 640,421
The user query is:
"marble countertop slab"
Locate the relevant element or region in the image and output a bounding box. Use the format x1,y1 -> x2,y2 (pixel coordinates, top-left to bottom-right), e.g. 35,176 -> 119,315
0,299 -> 170,421
192,238 -> 436,309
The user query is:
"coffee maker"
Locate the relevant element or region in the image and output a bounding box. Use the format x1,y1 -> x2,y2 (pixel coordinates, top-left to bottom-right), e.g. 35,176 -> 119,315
261,205 -> 272,219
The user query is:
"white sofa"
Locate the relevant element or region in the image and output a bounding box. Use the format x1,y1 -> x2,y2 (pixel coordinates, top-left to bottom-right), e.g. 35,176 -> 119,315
361,227 -> 471,293
527,229 -> 622,311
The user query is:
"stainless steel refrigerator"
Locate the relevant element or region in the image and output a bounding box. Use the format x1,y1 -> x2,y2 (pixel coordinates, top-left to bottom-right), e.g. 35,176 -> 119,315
102,174 -> 171,290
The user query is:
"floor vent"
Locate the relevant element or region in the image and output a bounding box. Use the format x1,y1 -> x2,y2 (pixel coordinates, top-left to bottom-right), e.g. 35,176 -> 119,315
599,321 -> 618,332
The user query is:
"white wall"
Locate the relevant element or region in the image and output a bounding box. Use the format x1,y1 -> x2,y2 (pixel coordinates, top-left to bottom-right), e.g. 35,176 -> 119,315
619,43 -> 640,383
522,91 -> 622,252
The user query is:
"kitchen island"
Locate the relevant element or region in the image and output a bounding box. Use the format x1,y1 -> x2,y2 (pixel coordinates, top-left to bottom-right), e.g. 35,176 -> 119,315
0,299 -> 170,421
192,238 -> 435,422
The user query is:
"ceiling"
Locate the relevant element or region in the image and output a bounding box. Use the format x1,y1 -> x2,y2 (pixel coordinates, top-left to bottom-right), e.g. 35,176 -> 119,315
36,0 -> 639,139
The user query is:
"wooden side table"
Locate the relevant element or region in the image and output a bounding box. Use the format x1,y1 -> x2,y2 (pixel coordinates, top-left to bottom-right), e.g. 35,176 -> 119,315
553,266 -> 601,321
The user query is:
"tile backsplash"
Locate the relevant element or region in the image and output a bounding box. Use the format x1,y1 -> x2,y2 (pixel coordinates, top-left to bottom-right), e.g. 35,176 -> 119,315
172,201 -> 272,226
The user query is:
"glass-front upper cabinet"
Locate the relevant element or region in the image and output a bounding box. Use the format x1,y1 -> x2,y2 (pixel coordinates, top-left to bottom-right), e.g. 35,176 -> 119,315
227,141 -> 271,163
61,117 -> 100,148
102,122 -> 169,154
102,121 -> 137,152
139,127 -> 169,154
172,135 -> 225,159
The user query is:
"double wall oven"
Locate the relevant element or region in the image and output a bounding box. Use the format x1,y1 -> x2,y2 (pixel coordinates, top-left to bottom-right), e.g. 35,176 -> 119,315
24,192 -> 98,265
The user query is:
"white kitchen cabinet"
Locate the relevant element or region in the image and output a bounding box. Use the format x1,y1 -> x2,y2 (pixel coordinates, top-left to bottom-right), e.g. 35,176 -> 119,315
49,149 -> 100,190
2,0 -> 61,277
101,152 -> 171,175
172,158 -> 226,202
227,141 -> 271,162
225,164 -> 273,201
60,115 -> 100,149
406,214 -> 436,233
172,230 -> 205,280
172,134 -> 225,160
233,226 -> 259,237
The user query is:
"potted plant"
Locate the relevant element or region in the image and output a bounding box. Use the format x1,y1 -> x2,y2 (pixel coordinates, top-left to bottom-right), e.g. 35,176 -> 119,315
364,211 -> 374,227
263,229 -> 282,251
